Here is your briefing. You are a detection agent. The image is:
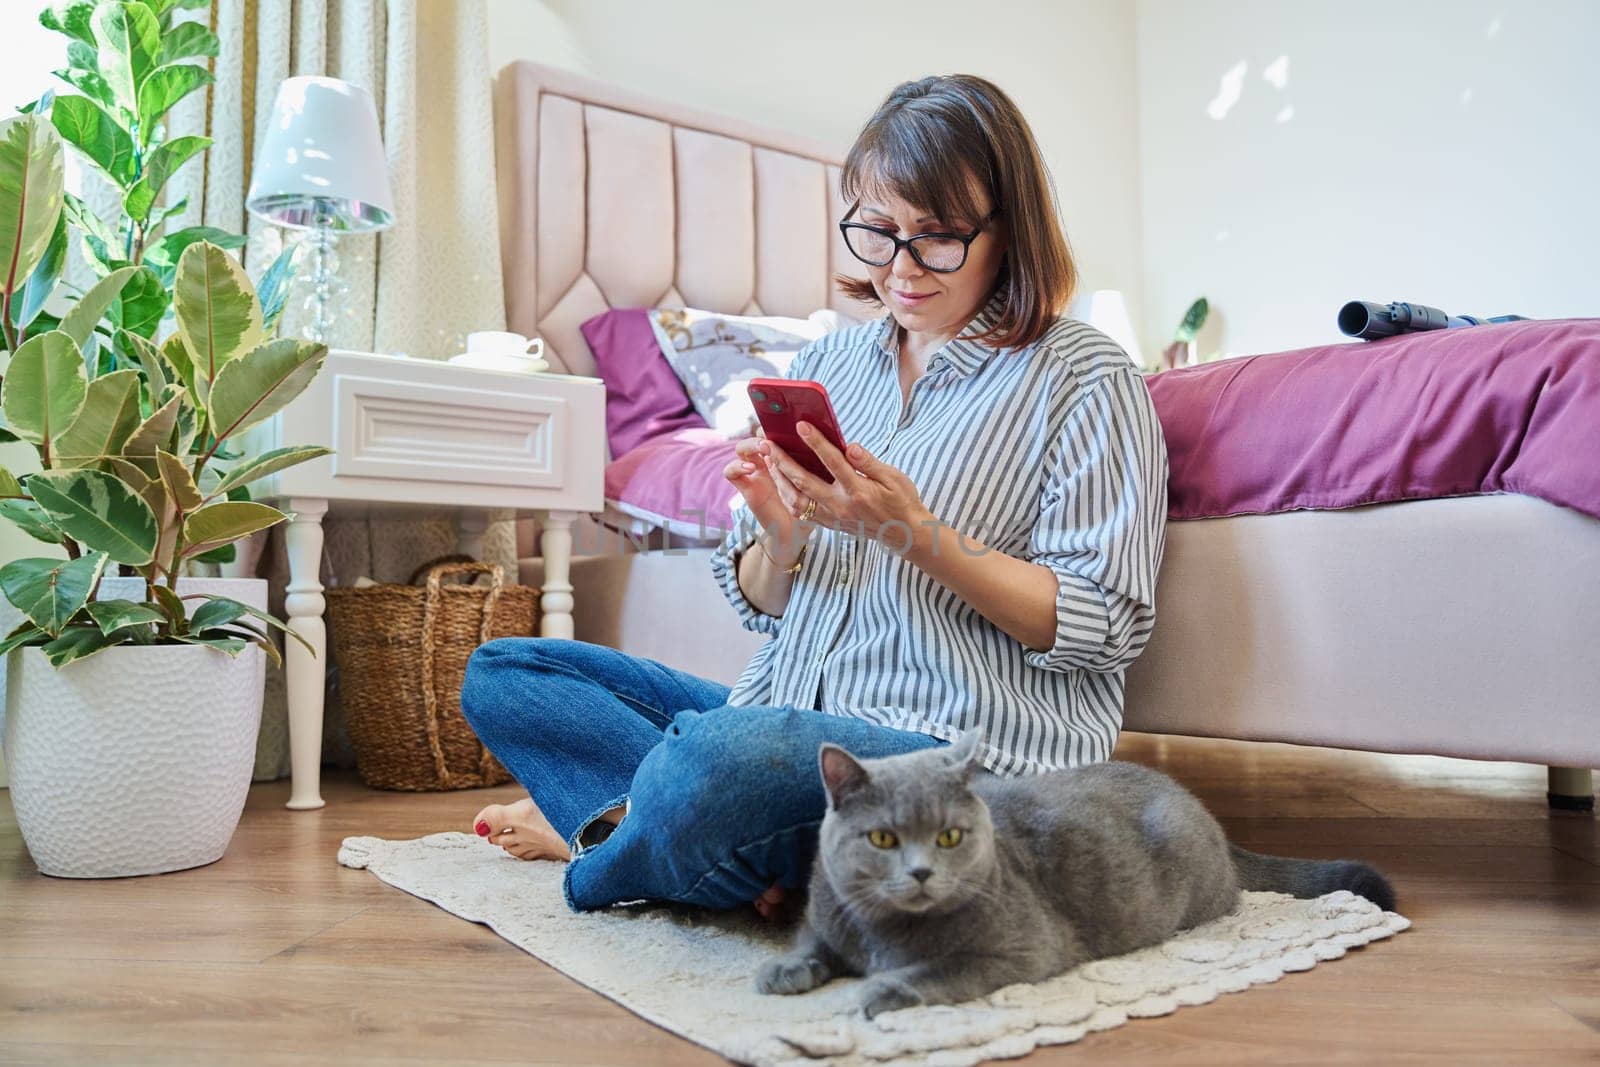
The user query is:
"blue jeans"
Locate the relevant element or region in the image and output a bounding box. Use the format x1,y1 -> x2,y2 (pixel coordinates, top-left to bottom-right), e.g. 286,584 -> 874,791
459,638 -> 944,912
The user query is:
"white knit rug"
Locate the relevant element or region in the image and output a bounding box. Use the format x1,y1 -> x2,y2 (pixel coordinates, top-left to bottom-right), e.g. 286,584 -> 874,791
338,832 -> 1409,1066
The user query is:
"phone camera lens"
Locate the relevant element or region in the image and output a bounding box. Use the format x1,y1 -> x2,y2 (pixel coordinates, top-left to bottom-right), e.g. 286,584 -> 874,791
768,402 -> 784,413
750,389 -> 766,401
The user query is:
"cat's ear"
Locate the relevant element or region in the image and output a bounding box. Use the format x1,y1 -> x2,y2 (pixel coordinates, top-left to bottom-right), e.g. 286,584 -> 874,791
819,743 -> 871,808
945,730 -> 984,779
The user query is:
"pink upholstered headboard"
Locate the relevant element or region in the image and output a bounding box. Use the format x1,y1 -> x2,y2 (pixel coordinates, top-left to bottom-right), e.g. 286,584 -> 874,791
493,62 -> 867,377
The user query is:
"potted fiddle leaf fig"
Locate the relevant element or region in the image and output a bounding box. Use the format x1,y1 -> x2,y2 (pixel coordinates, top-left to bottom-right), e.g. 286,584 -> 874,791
0,101 -> 331,878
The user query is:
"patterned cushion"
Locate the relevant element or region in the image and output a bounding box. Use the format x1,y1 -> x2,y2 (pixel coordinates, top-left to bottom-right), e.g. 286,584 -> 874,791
647,308 -> 849,437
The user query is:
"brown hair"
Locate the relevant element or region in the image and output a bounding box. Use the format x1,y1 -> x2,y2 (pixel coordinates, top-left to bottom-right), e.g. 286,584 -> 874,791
835,75 -> 1076,351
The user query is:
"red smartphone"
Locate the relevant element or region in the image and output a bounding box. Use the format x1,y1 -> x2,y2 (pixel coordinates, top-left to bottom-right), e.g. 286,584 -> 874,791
747,377 -> 850,483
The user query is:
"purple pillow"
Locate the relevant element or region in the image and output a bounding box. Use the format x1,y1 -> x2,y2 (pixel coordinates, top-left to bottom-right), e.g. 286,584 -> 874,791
580,308 -> 707,456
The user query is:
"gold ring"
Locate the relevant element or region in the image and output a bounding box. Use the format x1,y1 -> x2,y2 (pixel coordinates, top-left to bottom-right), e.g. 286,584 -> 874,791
801,499 -> 817,522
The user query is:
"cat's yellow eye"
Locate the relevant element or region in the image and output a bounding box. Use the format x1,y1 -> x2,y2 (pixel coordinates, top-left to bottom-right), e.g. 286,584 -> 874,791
936,828 -> 964,848
867,829 -> 899,849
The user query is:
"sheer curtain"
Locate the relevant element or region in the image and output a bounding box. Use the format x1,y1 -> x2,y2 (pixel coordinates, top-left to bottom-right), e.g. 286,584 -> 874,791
162,0 -> 517,778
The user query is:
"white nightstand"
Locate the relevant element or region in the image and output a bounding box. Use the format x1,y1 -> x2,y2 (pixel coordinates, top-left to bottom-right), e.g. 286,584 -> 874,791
254,350 -> 605,810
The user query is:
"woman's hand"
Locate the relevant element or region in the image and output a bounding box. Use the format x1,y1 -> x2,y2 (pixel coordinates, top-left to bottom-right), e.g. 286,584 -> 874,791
764,422 -> 933,550
724,434 -> 800,543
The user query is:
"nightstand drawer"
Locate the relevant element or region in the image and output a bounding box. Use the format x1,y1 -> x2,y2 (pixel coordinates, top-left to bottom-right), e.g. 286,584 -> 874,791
332,374 -> 566,489
259,349 -> 605,512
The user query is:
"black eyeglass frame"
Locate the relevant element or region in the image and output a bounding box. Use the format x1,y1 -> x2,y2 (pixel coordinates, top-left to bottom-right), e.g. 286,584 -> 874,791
838,203 -> 999,273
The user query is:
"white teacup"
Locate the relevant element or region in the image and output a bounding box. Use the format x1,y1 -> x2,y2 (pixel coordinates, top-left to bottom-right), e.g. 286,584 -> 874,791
466,330 -> 544,361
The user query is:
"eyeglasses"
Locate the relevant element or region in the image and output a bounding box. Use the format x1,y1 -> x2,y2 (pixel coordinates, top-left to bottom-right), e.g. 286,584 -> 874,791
838,204 -> 998,273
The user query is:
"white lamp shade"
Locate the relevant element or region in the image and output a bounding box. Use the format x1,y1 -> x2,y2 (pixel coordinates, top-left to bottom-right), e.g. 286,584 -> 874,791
1068,289 -> 1144,368
246,76 -> 394,232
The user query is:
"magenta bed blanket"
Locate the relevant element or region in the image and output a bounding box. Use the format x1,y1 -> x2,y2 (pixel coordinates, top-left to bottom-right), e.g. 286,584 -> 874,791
1149,317 -> 1599,521
604,318 -> 1600,535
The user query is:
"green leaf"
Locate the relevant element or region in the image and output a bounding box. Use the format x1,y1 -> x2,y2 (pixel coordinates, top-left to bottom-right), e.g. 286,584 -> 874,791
65,39 -> 99,74
183,593 -> 312,656
29,468 -> 159,564
1176,297 -> 1210,344
2,331 -> 87,451
170,386 -> 198,454
174,241 -> 263,389
136,478 -> 170,562
92,1 -> 162,118
105,455 -> 155,488
256,244 -> 298,335
188,595 -> 247,632
173,633 -> 247,657
143,225 -> 244,286
59,265 -> 138,347
107,266 -> 168,339
0,552 -> 108,637
54,368 -> 142,466
52,66 -> 117,112
210,445 -> 331,498
0,115 -> 67,294
63,190 -> 116,248
161,332 -> 196,400
114,327 -> 166,389
42,623 -> 132,667
123,390 -> 181,456
11,211 -> 68,330
207,339 -> 328,441
129,0 -> 177,20
86,597 -> 166,634
0,499 -> 67,544
224,624 -> 283,669
79,234 -> 125,278
156,448 -> 201,511
49,94 -> 135,185
181,500 -> 286,557
158,20 -> 217,63
136,62 -> 211,140
40,2 -> 100,47
0,621 -> 48,657
150,581 -> 185,631
189,542 -> 235,564
143,194 -> 188,243
0,467 -> 23,498
122,133 -> 208,222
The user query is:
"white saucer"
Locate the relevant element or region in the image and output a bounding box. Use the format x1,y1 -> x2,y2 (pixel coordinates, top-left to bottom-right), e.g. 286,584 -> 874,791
448,352 -> 550,374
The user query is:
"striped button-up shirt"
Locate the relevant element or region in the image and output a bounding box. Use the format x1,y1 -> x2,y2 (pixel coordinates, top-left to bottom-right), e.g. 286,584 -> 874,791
709,298 -> 1168,775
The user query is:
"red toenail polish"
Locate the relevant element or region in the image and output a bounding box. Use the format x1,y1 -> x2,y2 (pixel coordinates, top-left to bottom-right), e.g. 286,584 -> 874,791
475,820 -> 490,837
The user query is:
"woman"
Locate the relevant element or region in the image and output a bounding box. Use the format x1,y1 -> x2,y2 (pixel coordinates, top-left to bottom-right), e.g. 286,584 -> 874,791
462,74 -> 1168,915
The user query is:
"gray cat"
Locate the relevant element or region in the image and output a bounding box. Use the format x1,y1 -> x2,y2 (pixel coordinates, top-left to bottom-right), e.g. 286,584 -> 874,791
756,732 -> 1395,1019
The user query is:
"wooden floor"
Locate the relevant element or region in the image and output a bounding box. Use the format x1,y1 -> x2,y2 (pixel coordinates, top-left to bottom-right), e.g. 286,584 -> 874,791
3,733 -> 1598,1065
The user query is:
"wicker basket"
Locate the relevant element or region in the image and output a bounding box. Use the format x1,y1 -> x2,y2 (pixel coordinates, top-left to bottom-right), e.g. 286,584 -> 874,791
326,556 -> 538,791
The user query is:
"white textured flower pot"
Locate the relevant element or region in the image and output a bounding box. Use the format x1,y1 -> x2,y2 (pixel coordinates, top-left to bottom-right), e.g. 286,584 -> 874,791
2,577 -> 267,878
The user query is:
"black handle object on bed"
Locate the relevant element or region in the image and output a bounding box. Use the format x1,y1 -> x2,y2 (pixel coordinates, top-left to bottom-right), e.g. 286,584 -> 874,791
1337,300 -> 1530,340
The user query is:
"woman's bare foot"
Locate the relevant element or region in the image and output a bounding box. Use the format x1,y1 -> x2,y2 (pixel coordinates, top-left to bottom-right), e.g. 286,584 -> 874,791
753,883 -> 789,921
472,797 -> 570,861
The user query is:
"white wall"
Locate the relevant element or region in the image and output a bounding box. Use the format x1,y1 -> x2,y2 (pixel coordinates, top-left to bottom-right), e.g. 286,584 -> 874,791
484,0 -> 1147,332
1137,0 -> 1600,358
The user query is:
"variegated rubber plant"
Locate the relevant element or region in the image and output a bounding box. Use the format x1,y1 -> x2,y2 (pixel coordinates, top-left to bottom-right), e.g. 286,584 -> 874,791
0,2 -> 332,669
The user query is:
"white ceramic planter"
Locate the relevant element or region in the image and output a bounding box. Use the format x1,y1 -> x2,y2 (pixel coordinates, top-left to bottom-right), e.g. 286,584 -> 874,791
2,577 -> 267,878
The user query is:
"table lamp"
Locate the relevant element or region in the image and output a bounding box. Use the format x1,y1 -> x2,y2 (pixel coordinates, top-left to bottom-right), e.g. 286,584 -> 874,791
246,76 -> 395,342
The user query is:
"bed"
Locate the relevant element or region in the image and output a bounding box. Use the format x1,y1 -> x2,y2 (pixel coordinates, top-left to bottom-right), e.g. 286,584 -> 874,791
492,61 -> 1599,802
